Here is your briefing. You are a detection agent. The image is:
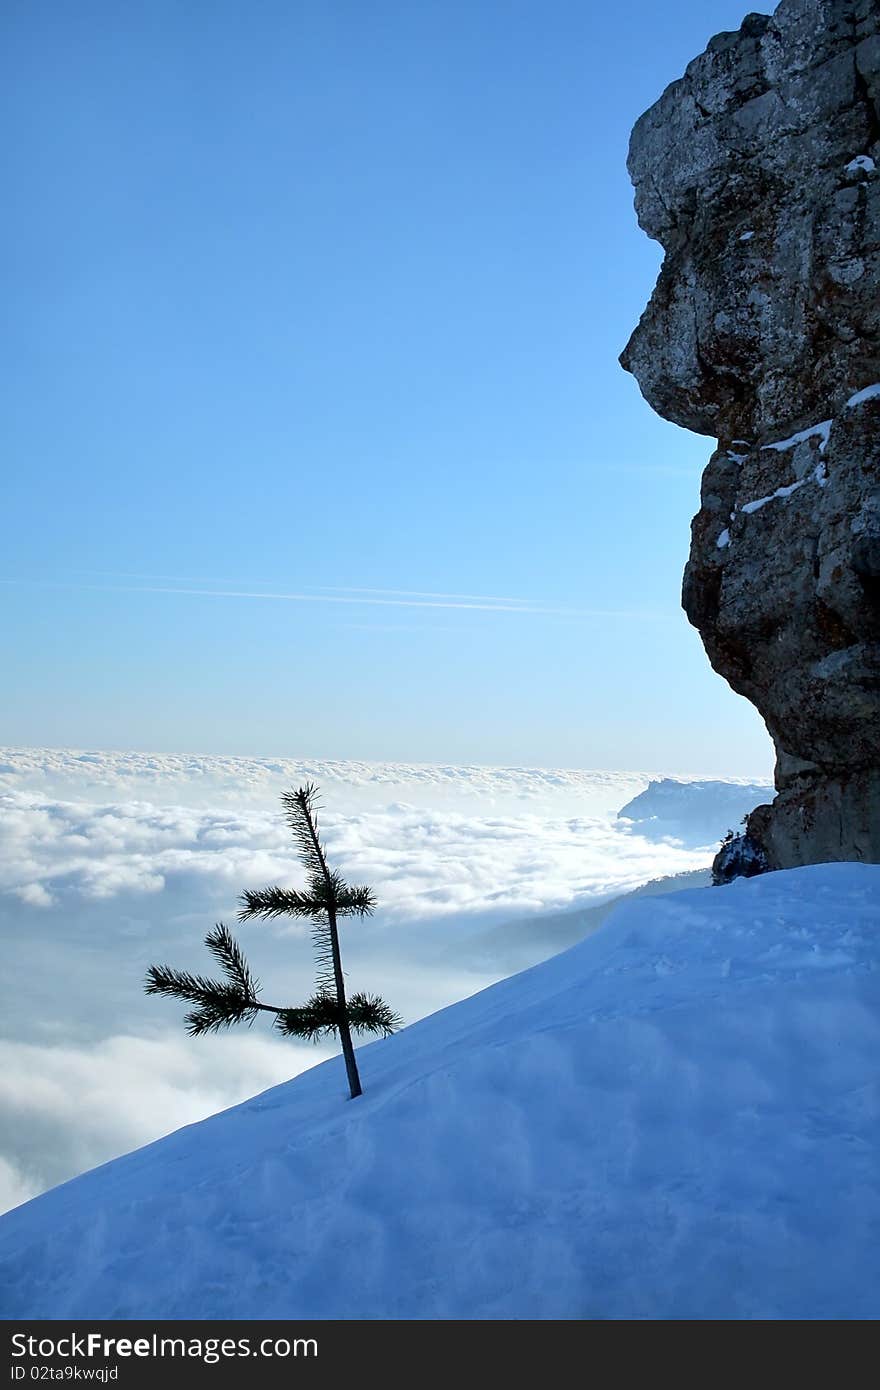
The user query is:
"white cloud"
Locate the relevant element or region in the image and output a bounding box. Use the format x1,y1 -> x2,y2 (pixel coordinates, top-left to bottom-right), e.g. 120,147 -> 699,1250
0,789 -> 708,919
14,882 -> 55,908
0,1031 -> 330,1211
0,744 -> 652,813
0,1157 -> 38,1214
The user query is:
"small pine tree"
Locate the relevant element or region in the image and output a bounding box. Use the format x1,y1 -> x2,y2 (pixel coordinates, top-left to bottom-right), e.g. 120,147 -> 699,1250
145,784 -> 399,1098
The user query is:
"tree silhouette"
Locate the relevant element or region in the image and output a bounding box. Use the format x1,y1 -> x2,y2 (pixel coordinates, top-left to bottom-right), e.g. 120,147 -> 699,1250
145,784 -> 399,1098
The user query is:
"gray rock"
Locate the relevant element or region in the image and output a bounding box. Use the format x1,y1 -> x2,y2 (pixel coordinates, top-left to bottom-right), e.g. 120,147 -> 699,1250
622,0 -> 880,870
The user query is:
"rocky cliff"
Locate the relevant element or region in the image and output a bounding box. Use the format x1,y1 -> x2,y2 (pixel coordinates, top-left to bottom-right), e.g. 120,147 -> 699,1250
622,0 -> 880,871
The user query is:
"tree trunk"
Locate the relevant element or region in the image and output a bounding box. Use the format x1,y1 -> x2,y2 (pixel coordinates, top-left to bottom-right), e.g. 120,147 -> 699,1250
327,902 -> 362,1099
299,794 -> 363,1100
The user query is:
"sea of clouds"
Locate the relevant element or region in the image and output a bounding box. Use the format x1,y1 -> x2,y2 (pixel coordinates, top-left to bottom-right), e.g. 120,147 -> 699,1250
0,747 -> 761,1213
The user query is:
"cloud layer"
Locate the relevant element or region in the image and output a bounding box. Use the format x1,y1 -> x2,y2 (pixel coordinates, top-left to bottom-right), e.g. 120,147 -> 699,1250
0,744 -> 651,813
0,789 -> 708,918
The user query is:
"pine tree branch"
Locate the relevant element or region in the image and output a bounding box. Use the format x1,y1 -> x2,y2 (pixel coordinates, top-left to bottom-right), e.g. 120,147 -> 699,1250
182,995 -> 257,1036
237,885 -> 325,921
280,785 -> 327,884
146,925 -> 265,1035
273,991 -> 341,1041
204,922 -> 261,997
335,884 -> 377,917
237,875 -> 371,922
346,992 -> 402,1037
309,920 -> 335,995
145,962 -> 230,1006
145,965 -> 260,1035
273,990 -> 401,1041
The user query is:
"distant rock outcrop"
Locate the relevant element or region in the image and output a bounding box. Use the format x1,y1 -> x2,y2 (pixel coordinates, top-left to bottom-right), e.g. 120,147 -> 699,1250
622,0 -> 880,870
618,778 -> 774,848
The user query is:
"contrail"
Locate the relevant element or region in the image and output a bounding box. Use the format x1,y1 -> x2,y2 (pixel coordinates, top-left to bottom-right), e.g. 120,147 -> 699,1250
0,576 -> 671,621
315,584 -> 545,605
71,572 -> 554,608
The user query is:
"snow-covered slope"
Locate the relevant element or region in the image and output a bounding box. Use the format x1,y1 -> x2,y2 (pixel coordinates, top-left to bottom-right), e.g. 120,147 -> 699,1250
2,864 -> 879,1321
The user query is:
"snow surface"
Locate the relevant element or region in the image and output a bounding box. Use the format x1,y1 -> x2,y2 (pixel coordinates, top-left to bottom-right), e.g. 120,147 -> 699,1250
845,155 -> 876,173
2,863 -> 878,1321
716,527 -> 731,549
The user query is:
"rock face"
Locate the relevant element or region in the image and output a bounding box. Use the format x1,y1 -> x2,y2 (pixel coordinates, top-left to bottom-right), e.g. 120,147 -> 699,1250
622,0 -> 880,870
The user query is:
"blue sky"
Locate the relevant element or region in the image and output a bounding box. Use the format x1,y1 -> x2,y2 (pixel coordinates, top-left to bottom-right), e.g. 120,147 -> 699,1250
1,0 -> 773,775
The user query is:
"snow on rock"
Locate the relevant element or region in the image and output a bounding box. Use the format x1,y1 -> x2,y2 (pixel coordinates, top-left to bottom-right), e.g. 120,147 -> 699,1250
740,478 -> 806,514
845,383 -> 880,410
760,420 -> 832,455
617,777 -> 772,848
845,155 -> 876,174
716,528 -> 730,549
739,460 -> 831,516
5,865 -> 877,1321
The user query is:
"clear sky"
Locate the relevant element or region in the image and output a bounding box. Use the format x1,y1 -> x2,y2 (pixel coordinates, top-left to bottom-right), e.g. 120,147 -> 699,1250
1,0 -> 773,776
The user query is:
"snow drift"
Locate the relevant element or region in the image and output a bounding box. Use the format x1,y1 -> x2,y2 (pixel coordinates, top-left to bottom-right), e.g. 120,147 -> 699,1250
1,864 -> 879,1320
